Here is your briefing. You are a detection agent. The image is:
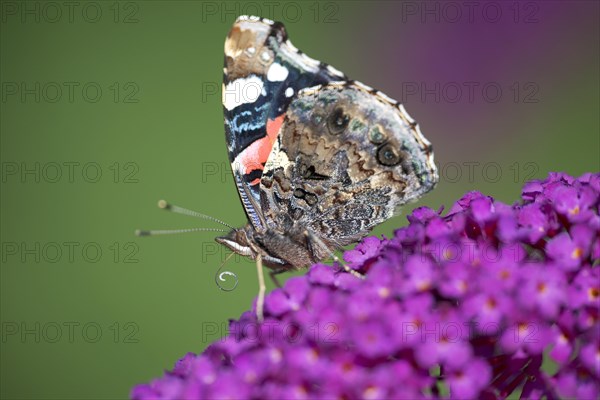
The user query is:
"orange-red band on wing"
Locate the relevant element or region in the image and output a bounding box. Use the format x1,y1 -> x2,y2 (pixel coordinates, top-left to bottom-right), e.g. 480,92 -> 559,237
235,114 -> 285,183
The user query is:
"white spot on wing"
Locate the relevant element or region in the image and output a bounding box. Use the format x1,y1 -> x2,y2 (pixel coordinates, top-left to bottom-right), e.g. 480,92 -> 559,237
398,104 -> 415,124
279,39 -> 319,73
264,137 -> 291,172
300,54 -> 320,69
267,63 -> 289,82
237,15 -> 260,23
285,40 -> 298,53
353,80 -> 373,92
285,87 -> 294,97
326,65 -> 345,77
414,124 -> 431,146
261,51 -> 271,62
298,84 -> 322,96
222,76 -> 264,111
376,90 -> 398,105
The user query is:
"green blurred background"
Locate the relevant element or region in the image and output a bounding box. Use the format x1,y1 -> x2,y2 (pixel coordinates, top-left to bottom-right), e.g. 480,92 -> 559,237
1,1 -> 598,398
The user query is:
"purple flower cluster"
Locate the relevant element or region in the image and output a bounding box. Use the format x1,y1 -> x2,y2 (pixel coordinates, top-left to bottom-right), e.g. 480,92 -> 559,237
132,172 -> 599,399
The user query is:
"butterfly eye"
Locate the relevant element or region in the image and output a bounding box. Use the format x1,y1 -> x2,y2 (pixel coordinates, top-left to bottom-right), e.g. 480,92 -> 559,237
327,107 -> 350,135
377,143 -> 403,166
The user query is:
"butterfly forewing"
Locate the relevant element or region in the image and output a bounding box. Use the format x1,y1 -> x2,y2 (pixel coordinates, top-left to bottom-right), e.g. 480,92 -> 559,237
223,16 -> 345,231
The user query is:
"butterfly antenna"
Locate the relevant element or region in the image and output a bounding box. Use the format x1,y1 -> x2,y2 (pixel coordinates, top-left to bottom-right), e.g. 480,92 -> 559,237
135,200 -> 237,236
135,227 -> 228,237
156,200 -> 236,230
215,252 -> 238,291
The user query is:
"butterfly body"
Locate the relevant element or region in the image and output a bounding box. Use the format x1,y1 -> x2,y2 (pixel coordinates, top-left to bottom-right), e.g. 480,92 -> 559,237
217,16 -> 438,273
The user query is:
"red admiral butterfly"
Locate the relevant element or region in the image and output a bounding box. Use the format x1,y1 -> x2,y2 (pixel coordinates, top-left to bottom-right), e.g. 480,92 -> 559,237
138,16 -> 437,322
217,16 -> 437,320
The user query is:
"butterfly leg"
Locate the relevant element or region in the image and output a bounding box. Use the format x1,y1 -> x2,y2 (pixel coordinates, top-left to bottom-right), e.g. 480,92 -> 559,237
303,230 -> 365,280
255,253 -> 266,323
269,267 -> 287,288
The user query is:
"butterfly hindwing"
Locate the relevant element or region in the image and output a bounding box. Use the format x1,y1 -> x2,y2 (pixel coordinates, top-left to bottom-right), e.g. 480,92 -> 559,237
258,82 -> 438,256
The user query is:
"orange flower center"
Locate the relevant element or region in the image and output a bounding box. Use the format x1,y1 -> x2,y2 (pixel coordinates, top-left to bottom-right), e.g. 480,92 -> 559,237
363,386 -> 379,399
378,287 -> 390,298
486,298 -> 497,309
569,205 -> 580,215
537,282 -> 547,293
